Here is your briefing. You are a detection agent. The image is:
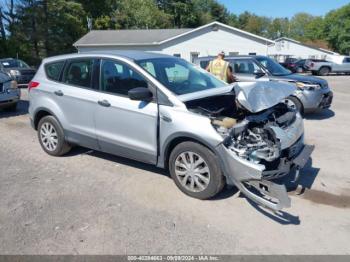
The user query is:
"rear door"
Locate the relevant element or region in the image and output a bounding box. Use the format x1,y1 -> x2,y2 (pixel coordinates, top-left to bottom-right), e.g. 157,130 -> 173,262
94,58 -> 158,164
228,58 -> 269,82
48,58 -> 100,149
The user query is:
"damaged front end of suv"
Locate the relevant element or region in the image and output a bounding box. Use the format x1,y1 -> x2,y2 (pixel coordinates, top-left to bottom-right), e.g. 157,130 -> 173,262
184,81 -> 314,210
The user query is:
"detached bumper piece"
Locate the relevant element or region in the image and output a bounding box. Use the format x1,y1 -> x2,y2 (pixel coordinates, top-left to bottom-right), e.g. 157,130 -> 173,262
218,144 -> 314,211
319,91 -> 333,109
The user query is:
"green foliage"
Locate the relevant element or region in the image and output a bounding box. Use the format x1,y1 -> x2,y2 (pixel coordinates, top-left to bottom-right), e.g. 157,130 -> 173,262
323,4 -> 350,54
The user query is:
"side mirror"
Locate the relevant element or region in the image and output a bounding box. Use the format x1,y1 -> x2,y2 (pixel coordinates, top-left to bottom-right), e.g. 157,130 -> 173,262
254,70 -> 266,79
128,87 -> 153,101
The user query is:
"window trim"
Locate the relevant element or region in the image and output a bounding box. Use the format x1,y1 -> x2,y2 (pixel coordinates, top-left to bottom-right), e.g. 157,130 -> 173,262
61,58 -> 97,90
44,60 -> 66,82
98,57 -> 156,99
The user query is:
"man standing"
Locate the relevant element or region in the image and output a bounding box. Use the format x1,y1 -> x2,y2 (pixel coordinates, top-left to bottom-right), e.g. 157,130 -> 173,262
206,51 -> 235,83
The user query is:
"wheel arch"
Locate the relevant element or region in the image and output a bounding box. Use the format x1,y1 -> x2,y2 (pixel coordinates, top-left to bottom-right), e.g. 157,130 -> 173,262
33,107 -> 57,130
159,133 -> 219,169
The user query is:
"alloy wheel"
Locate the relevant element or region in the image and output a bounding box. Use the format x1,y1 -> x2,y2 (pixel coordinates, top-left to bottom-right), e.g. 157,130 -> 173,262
174,151 -> 210,192
40,122 -> 58,151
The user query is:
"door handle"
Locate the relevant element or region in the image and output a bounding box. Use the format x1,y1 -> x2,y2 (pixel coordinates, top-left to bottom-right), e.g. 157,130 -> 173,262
54,90 -> 64,96
98,99 -> 111,107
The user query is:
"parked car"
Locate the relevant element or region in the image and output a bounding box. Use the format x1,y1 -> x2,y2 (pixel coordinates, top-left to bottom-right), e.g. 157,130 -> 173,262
281,59 -> 308,73
0,71 -> 20,111
29,51 -> 313,211
305,56 -> 350,76
0,58 -> 36,86
195,55 -> 333,114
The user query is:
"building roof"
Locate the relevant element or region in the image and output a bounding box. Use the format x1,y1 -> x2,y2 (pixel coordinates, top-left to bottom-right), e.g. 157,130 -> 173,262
274,37 -> 338,55
74,21 -> 275,47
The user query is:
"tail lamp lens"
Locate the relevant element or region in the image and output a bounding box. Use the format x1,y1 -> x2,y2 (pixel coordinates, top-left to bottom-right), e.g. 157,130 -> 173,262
28,81 -> 39,91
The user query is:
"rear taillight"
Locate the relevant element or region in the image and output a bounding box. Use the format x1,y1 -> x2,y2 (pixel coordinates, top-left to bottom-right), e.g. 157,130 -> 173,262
28,81 -> 39,91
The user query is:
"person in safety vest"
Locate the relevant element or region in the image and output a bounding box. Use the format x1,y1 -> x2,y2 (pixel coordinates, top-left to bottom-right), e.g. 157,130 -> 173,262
206,51 -> 235,83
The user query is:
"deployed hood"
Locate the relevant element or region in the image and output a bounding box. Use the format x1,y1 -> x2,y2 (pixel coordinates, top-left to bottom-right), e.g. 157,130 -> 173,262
235,81 -> 296,113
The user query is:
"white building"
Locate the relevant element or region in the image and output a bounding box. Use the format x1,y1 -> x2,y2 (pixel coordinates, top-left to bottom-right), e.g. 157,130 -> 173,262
74,21 -> 274,62
267,37 -> 339,62
74,22 -> 338,63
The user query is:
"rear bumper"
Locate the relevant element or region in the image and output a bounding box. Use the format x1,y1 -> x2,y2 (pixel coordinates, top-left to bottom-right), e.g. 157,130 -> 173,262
217,143 -> 314,211
0,89 -> 20,108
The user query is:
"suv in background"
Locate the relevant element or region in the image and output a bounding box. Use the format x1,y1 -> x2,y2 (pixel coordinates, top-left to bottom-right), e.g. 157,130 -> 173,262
195,55 -> 333,114
28,51 -> 313,211
0,58 -> 36,86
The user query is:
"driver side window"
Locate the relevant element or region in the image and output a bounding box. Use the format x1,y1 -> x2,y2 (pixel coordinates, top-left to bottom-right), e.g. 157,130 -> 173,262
100,59 -> 148,96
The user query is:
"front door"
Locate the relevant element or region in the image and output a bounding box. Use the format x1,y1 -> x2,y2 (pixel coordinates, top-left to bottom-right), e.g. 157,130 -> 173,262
94,59 -> 158,164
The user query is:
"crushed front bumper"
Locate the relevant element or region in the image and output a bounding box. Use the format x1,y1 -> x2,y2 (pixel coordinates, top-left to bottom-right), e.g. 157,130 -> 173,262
217,141 -> 314,211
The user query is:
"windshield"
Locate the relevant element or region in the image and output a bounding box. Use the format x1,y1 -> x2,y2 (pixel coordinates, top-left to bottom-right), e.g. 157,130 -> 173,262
135,57 -> 227,95
1,59 -> 30,69
255,57 -> 291,76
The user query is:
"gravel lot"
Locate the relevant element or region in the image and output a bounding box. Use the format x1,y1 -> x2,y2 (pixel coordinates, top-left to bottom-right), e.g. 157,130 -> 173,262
0,75 -> 349,255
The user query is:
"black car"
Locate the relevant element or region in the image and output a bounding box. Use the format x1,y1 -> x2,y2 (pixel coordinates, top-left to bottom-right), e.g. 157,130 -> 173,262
281,59 -> 308,73
0,58 -> 36,86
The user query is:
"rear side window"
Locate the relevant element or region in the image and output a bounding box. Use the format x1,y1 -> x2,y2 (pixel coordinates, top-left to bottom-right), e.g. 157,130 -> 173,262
45,61 -> 64,81
229,59 -> 260,74
63,59 -> 93,88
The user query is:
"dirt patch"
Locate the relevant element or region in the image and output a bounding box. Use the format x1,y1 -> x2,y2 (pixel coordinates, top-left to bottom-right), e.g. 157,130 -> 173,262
301,189 -> 350,208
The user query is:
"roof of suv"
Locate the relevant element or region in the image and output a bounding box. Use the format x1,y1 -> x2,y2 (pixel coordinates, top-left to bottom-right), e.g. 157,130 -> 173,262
43,51 -> 175,63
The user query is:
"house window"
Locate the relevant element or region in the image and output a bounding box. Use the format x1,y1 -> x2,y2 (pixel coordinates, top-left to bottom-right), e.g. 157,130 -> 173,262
173,54 -> 181,58
190,52 -> 200,63
249,52 -> 257,55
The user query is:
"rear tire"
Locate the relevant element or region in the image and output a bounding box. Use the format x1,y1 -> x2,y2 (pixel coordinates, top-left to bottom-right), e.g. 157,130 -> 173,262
169,141 -> 225,199
318,67 -> 330,76
37,115 -> 71,156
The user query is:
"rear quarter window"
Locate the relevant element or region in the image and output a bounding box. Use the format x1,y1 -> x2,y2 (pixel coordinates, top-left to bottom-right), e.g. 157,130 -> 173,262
45,61 -> 65,81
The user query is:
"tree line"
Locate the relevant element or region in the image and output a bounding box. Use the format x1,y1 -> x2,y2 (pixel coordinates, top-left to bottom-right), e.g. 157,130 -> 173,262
1,0 -> 349,66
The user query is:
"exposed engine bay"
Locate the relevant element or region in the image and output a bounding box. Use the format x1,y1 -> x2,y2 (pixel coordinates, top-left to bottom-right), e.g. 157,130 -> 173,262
183,82 -> 313,211
185,92 -> 297,165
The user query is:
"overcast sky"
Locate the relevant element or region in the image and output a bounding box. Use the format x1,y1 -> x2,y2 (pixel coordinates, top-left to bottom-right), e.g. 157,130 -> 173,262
218,0 -> 349,18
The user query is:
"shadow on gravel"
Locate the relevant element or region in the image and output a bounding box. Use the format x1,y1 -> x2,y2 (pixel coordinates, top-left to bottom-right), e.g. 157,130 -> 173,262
65,146 -> 168,177
0,100 -> 29,119
304,109 -> 335,120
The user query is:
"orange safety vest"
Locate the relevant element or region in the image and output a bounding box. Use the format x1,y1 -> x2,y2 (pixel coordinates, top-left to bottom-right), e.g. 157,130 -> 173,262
208,59 -> 229,82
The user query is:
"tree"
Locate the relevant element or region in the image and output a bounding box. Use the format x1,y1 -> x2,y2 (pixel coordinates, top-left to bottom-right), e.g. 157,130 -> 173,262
113,0 -> 172,29
323,4 -> 350,54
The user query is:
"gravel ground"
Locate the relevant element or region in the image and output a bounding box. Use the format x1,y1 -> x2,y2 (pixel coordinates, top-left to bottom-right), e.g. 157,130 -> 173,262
0,75 -> 349,254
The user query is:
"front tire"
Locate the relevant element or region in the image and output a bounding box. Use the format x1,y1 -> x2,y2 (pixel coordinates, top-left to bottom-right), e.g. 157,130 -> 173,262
37,115 -> 71,156
169,141 -> 225,199
285,96 -> 303,114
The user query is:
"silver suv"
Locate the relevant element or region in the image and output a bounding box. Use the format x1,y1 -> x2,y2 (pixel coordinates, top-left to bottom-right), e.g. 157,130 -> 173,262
29,51 -> 314,211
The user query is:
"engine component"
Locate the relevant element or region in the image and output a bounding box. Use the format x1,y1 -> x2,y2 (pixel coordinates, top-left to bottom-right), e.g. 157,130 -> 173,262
228,127 -> 280,163
212,117 -> 237,129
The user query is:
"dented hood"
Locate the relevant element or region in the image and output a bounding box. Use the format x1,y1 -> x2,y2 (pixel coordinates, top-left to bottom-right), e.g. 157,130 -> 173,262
234,81 -> 296,113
